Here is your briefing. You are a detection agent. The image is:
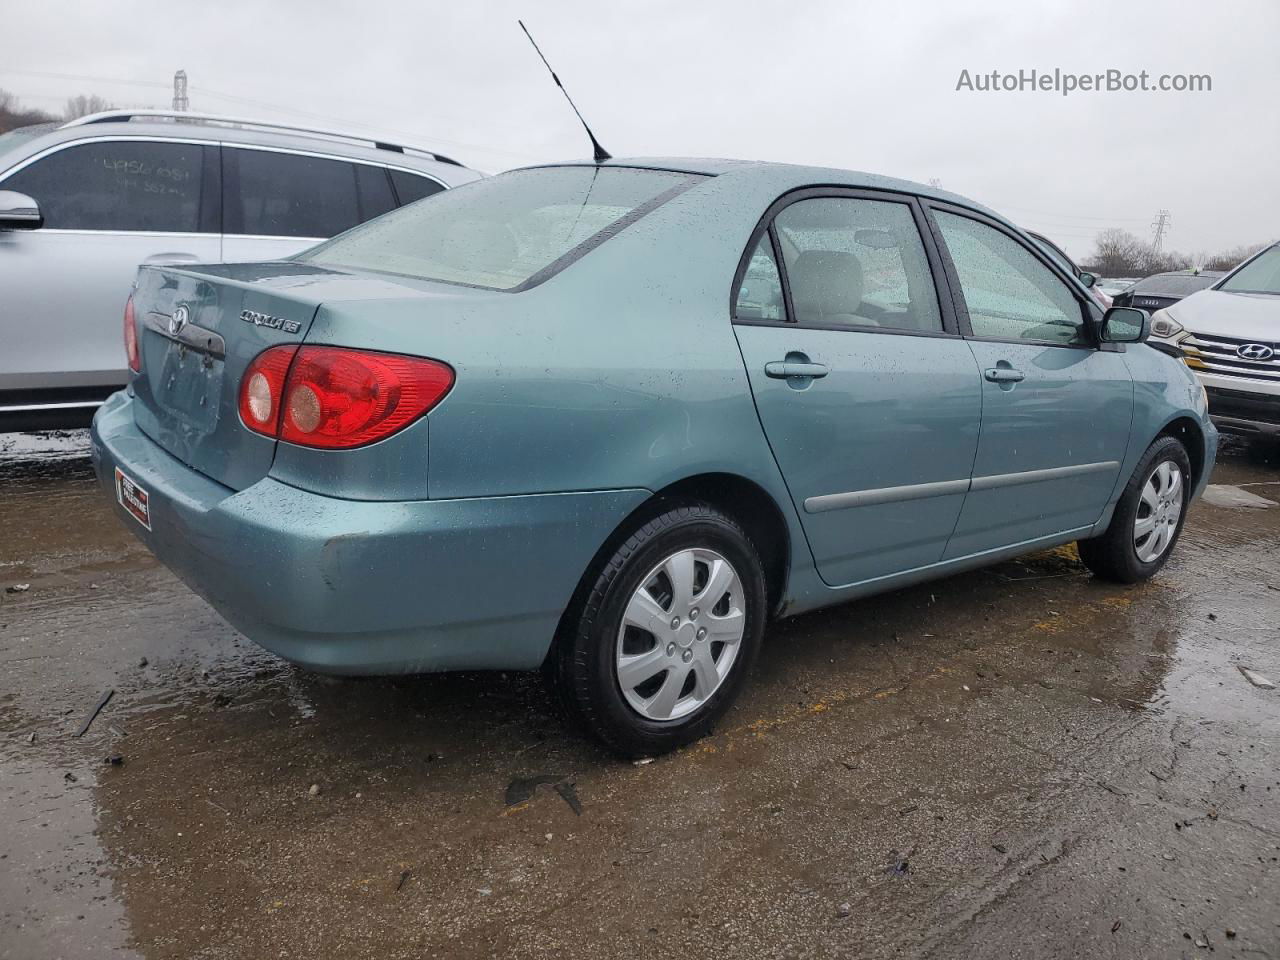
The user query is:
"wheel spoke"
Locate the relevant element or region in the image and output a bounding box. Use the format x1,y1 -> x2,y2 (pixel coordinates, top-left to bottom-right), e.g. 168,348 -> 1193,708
689,645 -> 719,699
706,608 -> 745,643
696,557 -> 735,609
647,667 -> 686,720
1140,482 -> 1159,513
663,551 -> 696,609
624,588 -> 668,633
617,647 -> 668,690
1134,514 -> 1156,539
1166,467 -> 1182,500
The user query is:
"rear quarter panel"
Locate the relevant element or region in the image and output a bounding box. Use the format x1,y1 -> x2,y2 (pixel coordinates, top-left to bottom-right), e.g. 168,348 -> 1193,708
300,173 -> 821,604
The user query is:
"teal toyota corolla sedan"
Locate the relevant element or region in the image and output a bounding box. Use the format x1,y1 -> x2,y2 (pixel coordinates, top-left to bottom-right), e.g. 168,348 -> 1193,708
91,159 -> 1217,756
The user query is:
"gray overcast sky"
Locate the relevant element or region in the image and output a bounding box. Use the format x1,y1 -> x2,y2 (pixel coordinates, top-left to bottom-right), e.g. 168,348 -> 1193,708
5,0 -> 1277,259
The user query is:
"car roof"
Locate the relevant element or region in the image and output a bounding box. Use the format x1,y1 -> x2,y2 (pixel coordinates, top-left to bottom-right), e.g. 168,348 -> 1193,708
535,156 -> 1011,225
0,111 -> 481,184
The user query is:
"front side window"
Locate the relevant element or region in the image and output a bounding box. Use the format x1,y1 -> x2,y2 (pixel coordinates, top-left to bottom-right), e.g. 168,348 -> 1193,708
734,234 -> 784,320
2,140 -> 206,232
1220,245 -> 1280,296
936,211 -> 1087,345
771,197 -> 943,332
303,166 -> 703,291
227,148 -> 362,238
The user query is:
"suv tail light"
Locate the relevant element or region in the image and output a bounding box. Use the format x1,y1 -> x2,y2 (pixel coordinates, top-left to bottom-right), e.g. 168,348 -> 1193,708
124,295 -> 141,373
238,346 -> 454,449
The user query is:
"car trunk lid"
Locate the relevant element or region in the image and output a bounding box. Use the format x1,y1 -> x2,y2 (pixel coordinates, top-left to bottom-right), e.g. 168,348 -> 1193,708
128,261 -> 436,491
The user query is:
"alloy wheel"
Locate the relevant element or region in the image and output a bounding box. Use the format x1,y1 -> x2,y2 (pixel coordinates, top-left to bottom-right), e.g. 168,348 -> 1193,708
1134,459 -> 1184,563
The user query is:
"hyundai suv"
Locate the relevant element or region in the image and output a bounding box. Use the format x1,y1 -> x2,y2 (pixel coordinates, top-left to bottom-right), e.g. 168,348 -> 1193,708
1148,241 -> 1280,442
0,110 -> 481,430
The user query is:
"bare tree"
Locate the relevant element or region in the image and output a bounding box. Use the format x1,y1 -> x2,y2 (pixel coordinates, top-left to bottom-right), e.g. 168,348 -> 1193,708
0,88 -> 58,134
1204,243 -> 1268,272
63,94 -> 114,120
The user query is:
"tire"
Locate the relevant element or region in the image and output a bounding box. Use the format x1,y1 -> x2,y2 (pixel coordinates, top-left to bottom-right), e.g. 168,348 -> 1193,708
551,502 -> 767,758
1077,436 -> 1192,583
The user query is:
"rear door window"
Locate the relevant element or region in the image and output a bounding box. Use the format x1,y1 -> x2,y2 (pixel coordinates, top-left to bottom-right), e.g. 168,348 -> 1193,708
389,169 -> 445,206
771,197 -> 944,332
2,140 -> 212,232
225,147 -> 361,238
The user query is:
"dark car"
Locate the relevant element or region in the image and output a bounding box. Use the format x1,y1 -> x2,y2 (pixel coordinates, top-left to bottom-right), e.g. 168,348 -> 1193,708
1113,269 -> 1224,313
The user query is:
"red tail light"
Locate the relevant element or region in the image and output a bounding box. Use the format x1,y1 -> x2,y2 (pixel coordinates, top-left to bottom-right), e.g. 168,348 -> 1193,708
238,345 -> 298,438
238,346 -> 453,449
124,295 -> 141,373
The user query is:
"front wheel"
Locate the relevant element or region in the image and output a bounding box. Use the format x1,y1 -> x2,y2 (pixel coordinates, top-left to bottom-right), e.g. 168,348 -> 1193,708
551,503 -> 767,758
1077,436 -> 1192,583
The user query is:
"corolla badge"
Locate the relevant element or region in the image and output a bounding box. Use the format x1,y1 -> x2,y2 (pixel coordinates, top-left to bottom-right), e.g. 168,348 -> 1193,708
1237,343 -> 1275,361
240,309 -> 302,335
168,304 -> 190,336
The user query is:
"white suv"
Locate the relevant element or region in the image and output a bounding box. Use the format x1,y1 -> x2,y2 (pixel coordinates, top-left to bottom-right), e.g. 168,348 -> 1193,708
1149,241 -> 1280,443
0,110 -> 482,431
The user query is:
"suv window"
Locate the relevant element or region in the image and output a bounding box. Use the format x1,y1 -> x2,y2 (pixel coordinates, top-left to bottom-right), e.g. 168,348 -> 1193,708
226,148 -> 364,238
771,197 -> 943,332
734,234 -> 784,320
390,170 -> 445,206
3,140 -> 209,232
936,211 -> 1087,345
1220,245 -> 1280,296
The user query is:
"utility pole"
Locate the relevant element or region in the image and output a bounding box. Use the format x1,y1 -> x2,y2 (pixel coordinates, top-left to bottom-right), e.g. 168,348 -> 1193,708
172,70 -> 189,112
1151,209 -> 1171,254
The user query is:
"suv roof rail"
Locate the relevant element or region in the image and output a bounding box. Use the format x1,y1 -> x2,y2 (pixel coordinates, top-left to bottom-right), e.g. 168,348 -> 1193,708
60,109 -> 465,167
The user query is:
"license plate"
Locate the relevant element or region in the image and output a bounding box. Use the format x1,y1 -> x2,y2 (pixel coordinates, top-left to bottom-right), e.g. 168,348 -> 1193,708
114,467 -> 152,531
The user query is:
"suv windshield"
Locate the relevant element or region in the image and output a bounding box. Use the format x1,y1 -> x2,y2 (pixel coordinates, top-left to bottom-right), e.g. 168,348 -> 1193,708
1219,245 -> 1280,296
0,123 -> 58,161
302,165 -> 705,291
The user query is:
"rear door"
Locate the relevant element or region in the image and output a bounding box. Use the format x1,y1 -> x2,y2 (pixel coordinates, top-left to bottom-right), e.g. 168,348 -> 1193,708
732,190 -> 983,587
926,206 -> 1134,557
220,146 -> 398,262
0,138 -> 220,392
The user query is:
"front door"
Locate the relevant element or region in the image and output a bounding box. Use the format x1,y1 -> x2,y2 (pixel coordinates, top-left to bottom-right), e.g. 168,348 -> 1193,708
0,139 -> 221,393
928,208 -> 1134,558
732,192 -> 982,587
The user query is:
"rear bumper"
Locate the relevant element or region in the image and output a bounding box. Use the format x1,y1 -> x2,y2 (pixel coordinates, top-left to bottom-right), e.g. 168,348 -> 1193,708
90,392 -> 649,674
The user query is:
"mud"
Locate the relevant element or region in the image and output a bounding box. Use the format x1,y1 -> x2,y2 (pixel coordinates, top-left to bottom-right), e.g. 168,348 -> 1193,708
2,432 -> 1278,959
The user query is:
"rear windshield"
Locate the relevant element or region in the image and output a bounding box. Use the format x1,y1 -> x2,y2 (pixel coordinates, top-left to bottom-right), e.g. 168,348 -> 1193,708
1131,272 -> 1218,297
301,165 -> 705,291
1219,245 -> 1280,296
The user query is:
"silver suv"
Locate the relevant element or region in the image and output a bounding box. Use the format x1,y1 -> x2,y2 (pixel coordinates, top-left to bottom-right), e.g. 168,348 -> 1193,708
0,110 -> 482,430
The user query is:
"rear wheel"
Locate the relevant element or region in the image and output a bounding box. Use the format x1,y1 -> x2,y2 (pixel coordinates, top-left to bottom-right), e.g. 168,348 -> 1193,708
552,503 -> 766,757
1077,436 -> 1192,583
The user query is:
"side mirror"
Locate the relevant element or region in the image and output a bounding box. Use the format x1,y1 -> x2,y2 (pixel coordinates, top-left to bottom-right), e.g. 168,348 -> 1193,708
1101,306 -> 1149,343
0,190 -> 42,230
1078,271 -> 1098,289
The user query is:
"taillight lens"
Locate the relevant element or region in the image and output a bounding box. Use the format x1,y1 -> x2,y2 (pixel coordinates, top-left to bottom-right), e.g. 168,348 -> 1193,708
238,346 -> 453,449
238,345 -> 298,437
124,295 -> 141,373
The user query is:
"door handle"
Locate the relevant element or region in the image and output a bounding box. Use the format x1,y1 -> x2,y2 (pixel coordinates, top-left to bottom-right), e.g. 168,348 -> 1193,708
765,361 -> 829,380
984,367 -> 1025,383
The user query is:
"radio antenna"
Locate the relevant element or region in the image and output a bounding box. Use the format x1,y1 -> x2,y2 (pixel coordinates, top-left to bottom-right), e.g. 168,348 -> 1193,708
518,20 -> 612,164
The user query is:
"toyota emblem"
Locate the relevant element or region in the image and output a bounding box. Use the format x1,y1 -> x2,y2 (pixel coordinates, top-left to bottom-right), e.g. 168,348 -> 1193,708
168,304 -> 190,337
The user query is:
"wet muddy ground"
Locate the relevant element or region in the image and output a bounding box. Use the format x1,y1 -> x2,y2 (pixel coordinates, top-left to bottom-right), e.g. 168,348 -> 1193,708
2,430 -> 1278,959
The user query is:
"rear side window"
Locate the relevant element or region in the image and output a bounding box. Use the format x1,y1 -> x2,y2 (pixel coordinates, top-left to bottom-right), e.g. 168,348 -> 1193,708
772,197 -> 943,332
226,148 -> 362,238
390,170 -> 445,206
734,234 -> 785,321
3,140 -> 211,232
